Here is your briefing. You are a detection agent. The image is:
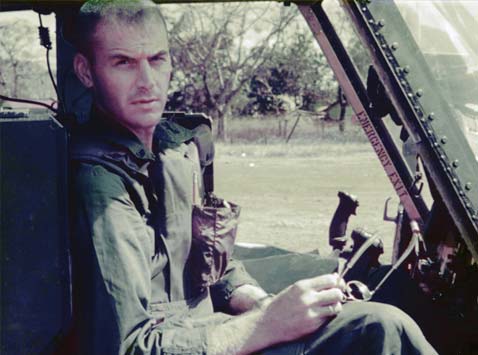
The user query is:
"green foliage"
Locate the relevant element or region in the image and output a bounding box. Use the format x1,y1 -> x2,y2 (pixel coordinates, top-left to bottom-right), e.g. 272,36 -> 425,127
242,30 -> 339,115
276,32 -> 337,103
164,4 -> 340,122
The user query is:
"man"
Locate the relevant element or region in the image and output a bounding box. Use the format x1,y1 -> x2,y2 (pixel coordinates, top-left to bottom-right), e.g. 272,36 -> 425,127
69,1 -> 438,354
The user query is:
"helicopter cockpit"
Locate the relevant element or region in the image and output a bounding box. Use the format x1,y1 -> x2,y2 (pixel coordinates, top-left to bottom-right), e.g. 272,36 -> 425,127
1,1 -> 478,354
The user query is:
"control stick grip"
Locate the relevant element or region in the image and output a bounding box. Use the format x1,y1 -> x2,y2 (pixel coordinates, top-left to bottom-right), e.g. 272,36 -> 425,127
329,191 -> 359,250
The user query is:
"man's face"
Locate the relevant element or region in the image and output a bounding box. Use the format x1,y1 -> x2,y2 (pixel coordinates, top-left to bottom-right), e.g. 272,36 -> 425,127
86,18 -> 172,132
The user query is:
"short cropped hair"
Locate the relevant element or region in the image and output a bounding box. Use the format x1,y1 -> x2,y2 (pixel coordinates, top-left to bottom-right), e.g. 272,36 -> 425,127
73,0 -> 167,59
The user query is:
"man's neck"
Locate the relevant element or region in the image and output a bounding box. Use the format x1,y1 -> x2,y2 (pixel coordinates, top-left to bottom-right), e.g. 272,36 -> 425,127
92,105 -> 156,151
129,127 -> 155,151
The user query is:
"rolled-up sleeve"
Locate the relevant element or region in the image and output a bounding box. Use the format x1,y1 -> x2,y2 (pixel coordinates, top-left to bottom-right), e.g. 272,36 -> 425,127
210,258 -> 260,313
72,164 -> 207,355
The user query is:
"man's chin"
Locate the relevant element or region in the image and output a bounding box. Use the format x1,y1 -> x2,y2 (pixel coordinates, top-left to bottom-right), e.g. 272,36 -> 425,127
132,103 -> 164,118
131,111 -> 164,127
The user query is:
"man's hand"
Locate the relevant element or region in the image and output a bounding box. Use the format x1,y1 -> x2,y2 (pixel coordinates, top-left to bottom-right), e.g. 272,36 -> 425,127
208,274 -> 346,355
255,273 -> 345,345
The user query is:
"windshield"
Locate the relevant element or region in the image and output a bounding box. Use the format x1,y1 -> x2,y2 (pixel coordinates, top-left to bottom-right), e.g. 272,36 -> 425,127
396,1 -> 478,158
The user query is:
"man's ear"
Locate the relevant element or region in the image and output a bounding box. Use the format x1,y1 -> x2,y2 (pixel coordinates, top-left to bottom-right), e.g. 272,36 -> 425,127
73,53 -> 94,88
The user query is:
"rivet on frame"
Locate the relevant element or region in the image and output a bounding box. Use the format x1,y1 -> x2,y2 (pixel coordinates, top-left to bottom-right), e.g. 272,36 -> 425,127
465,183 -> 472,191
381,43 -> 388,49
466,203 -> 471,208
368,19 -> 375,24
440,154 -> 446,160
452,178 -> 458,184
427,129 -> 433,135
472,215 -> 478,221
459,191 -> 465,197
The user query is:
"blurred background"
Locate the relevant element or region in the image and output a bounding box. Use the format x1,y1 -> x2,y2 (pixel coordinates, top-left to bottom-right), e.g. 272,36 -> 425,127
0,2 -> 398,260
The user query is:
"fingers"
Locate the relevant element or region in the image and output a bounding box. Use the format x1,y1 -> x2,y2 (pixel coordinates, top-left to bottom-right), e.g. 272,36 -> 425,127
298,273 -> 346,292
317,301 -> 342,318
306,300 -> 342,322
336,276 -> 346,291
314,288 -> 345,306
301,287 -> 344,307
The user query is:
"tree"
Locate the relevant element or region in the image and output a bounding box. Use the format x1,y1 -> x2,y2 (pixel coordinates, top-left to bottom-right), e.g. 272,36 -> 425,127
164,3 -> 298,140
259,30 -> 338,112
0,20 -> 36,97
0,19 -> 55,100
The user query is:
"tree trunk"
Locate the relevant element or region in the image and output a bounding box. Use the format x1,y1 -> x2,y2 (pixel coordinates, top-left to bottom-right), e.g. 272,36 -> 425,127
339,105 -> 346,132
215,103 -> 233,142
216,114 -> 227,142
338,87 -> 347,133
12,62 -> 18,97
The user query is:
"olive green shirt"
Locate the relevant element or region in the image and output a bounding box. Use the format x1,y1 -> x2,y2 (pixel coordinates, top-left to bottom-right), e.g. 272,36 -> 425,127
70,114 -> 258,355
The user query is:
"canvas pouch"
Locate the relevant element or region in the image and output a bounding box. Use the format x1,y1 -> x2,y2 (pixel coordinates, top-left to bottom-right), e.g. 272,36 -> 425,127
191,195 -> 240,290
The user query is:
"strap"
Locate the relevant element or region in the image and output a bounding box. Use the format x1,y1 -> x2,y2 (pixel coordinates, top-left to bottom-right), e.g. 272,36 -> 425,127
71,153 -> 149,217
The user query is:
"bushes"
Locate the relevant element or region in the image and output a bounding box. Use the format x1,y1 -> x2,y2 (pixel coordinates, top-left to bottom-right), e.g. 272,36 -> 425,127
215,114 -> 369,144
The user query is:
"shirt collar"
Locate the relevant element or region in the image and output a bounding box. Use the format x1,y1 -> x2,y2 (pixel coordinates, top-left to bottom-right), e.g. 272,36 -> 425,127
89,106 -> 156,162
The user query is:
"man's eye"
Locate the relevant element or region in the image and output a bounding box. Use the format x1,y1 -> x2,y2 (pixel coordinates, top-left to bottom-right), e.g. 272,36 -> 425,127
115,59 -> 131,66
150,56 -> 162,64
150,55 -> 169,65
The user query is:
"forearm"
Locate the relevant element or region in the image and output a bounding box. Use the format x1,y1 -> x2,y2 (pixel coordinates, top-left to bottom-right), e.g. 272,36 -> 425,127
228,284 -> 272,314
206,310 -> 276,355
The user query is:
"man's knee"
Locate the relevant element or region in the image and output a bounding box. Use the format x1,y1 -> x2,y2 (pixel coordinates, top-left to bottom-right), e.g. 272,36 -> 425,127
352,302 -> 437,354
361,302 -> 419,333
275,302 -> 437,355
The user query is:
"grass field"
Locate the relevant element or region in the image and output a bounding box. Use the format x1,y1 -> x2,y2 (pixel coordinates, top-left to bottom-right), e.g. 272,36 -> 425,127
214,142 -> 399,263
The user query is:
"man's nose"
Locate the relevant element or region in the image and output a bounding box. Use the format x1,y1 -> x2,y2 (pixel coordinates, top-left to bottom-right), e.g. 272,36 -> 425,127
136,60 -> 155,91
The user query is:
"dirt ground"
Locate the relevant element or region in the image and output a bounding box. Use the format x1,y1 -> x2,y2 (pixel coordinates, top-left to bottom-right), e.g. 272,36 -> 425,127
214,143 -> 400,263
